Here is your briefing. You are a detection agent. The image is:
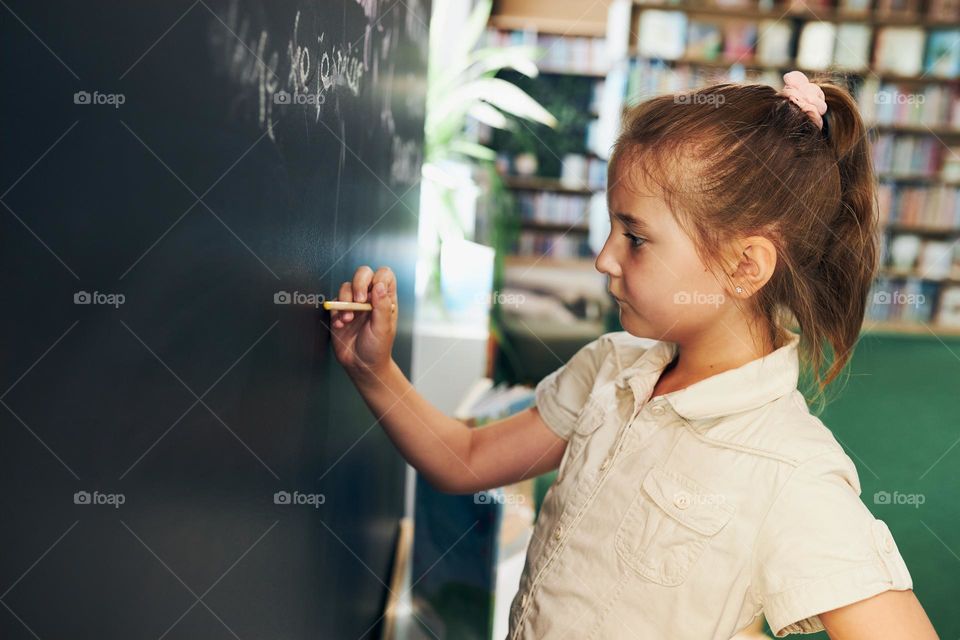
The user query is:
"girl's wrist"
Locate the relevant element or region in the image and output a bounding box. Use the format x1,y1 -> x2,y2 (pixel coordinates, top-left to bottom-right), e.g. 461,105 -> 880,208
347,358 -> 395,388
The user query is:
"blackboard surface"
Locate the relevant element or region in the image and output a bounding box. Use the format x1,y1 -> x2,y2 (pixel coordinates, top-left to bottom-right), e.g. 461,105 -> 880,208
0,1 -> 428,637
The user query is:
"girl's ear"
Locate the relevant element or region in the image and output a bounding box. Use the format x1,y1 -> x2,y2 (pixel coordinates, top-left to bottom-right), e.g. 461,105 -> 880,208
728,235 -> 777,298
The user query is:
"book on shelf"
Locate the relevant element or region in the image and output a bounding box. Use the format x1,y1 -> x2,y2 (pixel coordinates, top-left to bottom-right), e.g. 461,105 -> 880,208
515,191 -> 593,225
938,286 -> 960,327
867,276 -> 939,324
918,239 -> 957,279
873,27 -> 926,77
943,146 -> 960,181
722,20 -> 757,61
924,30 -> 960,79
585,119 -> 602,159
884,230 -> 960,277
687,20 -> 724,61
796,22 -> 836,70
589,79 -> 606,114
756,20 -> 792,66
587,156 -> 608,188
512,231 -> 592,260
857,77 -> 960,129
636,10 -> 688,60
833,23 -> 872,71
482,28 -> 609,75
879,183 -> 960,229
625,58 -> 694,99
872,134 -> 943,175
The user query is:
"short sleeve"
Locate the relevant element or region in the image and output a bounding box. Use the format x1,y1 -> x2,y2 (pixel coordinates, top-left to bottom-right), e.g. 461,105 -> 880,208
752,451 -> 914,637
533,336 -> 608,440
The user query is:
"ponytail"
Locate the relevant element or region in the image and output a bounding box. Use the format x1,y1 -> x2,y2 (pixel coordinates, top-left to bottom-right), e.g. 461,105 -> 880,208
793,80 -> 879,409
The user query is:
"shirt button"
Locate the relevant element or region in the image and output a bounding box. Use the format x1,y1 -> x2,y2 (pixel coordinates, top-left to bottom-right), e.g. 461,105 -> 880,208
521,593 -> 530,608
600,457 -> 611,471
650,405 -> 665,416
674,492 -> 691,509
553,525 -> 563,540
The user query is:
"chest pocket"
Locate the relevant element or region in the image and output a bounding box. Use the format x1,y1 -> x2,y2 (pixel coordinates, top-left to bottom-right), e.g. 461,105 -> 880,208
615,466 -> 736,586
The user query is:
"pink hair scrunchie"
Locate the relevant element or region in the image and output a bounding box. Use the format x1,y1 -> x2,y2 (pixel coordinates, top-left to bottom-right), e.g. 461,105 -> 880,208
780,70 -> 827,131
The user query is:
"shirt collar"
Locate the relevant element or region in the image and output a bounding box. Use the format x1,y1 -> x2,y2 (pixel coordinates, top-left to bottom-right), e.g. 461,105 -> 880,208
615,330 -> 801,422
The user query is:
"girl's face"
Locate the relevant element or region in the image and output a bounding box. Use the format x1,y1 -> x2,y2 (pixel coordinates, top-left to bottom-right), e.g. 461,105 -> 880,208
596,165 -> 732,341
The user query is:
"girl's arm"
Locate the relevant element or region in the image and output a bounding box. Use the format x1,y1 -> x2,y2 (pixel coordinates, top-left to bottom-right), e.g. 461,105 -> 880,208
352,362 -> 566,493
820,589 -> 939,639
331,265 -> 567,495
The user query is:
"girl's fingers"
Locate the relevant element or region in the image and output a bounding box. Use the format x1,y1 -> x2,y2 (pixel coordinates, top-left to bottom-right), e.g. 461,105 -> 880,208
334,267 -> 390,328
371,266 -> 394,288
370,270 -> 395,335
352,265 -> 374,303
372,267 -> 396,308
338,280 -> 354,322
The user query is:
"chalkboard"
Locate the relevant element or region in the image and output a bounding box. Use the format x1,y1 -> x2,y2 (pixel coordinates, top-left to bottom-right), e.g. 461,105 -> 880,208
0,1 -> 428,637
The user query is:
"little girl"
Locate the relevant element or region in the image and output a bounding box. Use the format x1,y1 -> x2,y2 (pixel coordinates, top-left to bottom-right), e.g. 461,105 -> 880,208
329,71 -> 938,639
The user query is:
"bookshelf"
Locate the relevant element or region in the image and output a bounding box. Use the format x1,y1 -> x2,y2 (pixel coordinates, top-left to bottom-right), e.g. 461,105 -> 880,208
481,25 -> 610,265
604,0 -> 960,333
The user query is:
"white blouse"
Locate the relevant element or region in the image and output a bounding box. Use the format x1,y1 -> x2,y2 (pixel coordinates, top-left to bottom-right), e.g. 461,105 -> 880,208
508,330 -> 912,639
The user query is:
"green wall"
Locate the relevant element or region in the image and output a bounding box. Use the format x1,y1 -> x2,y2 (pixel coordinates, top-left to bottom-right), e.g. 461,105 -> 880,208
794,330 -> 960,638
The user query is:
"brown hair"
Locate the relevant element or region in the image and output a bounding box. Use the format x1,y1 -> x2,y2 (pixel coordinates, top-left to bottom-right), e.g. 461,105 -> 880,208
609,75 -> 878,411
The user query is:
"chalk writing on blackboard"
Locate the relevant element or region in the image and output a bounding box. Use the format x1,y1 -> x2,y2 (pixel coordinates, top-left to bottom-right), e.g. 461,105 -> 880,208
210,0 -> 390,141
209,0 -> 425,186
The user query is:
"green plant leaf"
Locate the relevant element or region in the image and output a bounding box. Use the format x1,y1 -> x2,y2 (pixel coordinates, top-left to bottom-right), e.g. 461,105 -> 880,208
430,78 -> 556,133
465,46 -> 540,80
449,139 -> 497,161
468,102 -> 509,129
475,78 -> 558,127
429,0 -> 494,101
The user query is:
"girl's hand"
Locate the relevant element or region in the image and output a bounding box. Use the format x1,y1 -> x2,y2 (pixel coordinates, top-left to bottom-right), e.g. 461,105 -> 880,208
330,265 -> 398,379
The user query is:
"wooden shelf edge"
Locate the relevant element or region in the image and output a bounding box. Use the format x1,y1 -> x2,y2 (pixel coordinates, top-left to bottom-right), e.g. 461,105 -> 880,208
629,1 -> 960,28
488,14 -> 608,38
623,54 -> 960,87
503,175 -> 602,195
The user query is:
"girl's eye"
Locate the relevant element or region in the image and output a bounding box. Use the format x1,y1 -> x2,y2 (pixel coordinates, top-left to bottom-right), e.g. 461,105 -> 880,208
622,232 -> 647,249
